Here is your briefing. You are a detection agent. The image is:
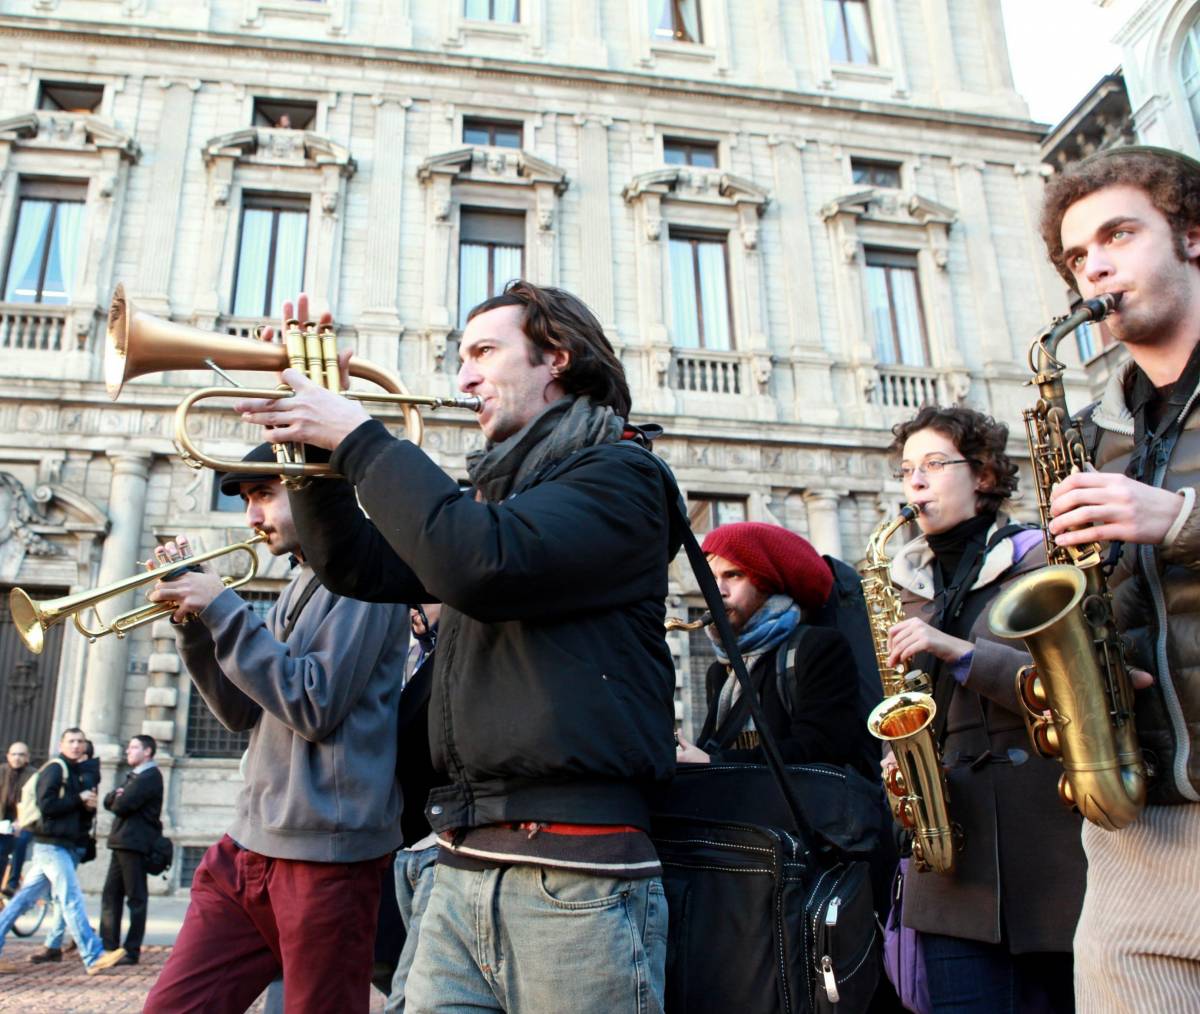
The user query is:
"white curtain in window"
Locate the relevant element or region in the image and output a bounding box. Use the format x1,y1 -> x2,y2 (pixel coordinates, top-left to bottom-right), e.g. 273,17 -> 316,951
459,243 -> 490,326
4,200 -> 51,302
233,209 -> 273,317
865,264 -> 894,363
47,201 -> 84,304
823,0 -> 848,62
696,240 -> 731,350
668,238 -> 700,348
844,0 -> 875,63
492,244 -> 522,295
889,267 -> 927,366
1182,22 -> 1200,138
270,210 -> 308,314
492,0 -> 518,22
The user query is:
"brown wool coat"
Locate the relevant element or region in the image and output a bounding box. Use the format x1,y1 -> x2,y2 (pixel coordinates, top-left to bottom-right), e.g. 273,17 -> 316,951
890,523 -> 1086,954
1089,361 -> 1200,806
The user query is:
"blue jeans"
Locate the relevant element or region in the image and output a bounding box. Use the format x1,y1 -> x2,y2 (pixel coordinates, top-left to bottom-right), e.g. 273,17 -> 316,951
43,845 -> 86,950
922,932 -> 1074,1013
405,862 -> 667,1014
385,845 -> 439,1014
0,843 -> 103,966
1,829 -> 32,889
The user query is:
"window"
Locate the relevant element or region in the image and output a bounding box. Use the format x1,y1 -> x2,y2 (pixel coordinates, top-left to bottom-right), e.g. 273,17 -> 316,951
1181,20 -> 1200,140
185,591 -> 276,757
37,81 -> 103,114
825,0 -> 876,65
211,479 -> 245,512
687,495 -> 747,535
1074,317 -> 1115,362
668,231 -> 732,350
464,0 -> 519,22
231,194 -> 308,318
851,159 -> 901,189
463,117 -> 523,149
252,98 -> 317,131
865,249 -> 928,366
650,0 -> 703,43
3,181 -> 86,305
663,138 -> 718,168
458,209 -> 524,326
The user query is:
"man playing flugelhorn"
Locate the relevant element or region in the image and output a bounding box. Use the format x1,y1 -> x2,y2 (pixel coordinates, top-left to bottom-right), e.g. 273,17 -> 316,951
1040,147 -> 1200,1010
142,445 -> 410,1014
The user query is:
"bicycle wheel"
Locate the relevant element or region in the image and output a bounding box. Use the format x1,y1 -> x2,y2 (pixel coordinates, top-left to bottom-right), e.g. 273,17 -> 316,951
11,895 -> 49,938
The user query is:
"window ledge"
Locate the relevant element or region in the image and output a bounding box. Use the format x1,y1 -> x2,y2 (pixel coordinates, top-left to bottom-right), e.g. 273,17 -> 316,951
651,41 -> 717,64
449,20 -> 529,45
831,62 -> 893,84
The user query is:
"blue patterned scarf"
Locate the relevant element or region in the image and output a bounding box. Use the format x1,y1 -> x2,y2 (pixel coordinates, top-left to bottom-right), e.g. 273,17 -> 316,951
706,594 -> 802,665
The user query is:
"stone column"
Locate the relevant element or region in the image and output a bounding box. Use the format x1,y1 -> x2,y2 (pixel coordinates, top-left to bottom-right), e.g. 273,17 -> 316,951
79,451 -> 151,751
805,490 -> 843,559
919,0 -> 962,101
135,79 -> 199,316
952,158 -> 1014,366
143,618 -> 180,756
574,114 -> 615,328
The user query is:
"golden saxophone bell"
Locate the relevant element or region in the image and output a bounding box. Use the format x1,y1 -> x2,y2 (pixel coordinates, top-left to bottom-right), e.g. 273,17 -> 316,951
8,533 -> 266,654
104,285 -> 482,483
664,611 -> 712,632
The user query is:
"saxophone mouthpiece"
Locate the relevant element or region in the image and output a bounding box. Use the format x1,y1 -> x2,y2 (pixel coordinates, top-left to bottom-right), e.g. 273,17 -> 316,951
901,503 -> 923,522
1085,292 -> 1123,320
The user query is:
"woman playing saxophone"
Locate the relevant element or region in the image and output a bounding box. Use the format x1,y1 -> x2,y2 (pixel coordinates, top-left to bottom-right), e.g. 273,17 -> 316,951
883,406 -> 1085,1014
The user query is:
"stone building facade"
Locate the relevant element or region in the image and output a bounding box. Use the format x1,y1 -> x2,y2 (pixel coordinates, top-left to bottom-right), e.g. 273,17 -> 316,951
0,0 -> 1071,891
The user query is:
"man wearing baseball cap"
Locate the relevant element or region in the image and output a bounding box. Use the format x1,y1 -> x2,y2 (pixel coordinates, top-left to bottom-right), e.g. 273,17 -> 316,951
141,445 -> 411,1013
675,522 -> 866,772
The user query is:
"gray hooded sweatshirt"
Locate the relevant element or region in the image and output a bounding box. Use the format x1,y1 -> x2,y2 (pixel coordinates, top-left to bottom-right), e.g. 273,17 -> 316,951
177,566 -> 409,862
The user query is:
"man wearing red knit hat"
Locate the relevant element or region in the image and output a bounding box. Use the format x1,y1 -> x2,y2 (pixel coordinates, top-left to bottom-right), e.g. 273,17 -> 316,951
675,522 -> 867,772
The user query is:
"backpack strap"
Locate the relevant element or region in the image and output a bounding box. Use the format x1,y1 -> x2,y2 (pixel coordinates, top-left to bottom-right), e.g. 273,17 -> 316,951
773,624 -> 816,720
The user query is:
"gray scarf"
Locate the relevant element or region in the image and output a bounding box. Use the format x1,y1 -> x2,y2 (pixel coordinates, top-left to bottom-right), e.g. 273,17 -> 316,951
466,396 -> 624,503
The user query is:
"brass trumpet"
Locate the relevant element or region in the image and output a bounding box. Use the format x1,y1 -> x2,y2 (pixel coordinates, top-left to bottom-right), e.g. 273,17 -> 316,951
664,611 -> 712,632
9,533 -> 266,654
105,285 -> 481,484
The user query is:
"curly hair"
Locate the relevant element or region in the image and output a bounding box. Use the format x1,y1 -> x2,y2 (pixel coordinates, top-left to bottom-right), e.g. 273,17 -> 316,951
1041,146 -> 1200,287
466,281 -> 631,419
890,405 -> 1019,515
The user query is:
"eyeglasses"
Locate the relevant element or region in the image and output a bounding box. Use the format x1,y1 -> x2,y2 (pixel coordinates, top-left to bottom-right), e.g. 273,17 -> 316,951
892,458 -> 976,481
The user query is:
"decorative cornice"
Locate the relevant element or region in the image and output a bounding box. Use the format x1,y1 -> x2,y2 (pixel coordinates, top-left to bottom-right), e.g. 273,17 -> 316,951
202,127 -> 355,175
820,187 -> 956,227
622,167 -> 770,212
417,146 -> 569,194
0,111 -> 140,160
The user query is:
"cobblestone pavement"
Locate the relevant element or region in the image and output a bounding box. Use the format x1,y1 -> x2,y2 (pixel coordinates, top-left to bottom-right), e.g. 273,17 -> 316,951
0,940 -> 388,1013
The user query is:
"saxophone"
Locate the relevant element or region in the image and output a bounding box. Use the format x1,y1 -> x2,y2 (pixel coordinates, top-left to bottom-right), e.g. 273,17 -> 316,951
864,504 -> 959,874
987,292 -> 1147,831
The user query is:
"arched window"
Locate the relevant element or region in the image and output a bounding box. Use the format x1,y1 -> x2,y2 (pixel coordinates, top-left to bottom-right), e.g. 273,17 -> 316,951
1180,18 -> 1200,138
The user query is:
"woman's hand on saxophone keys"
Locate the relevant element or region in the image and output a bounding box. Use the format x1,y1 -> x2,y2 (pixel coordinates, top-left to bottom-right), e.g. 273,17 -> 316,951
887,618 -> 973,668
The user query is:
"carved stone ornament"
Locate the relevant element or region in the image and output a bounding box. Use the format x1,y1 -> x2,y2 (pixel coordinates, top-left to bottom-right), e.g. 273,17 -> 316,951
321,189 -> 339,215
537,208 -> 554,232
0,472 -> 64,581
0,112 -> 140,162
417,147 -> 569,196
202,128 -> 356,179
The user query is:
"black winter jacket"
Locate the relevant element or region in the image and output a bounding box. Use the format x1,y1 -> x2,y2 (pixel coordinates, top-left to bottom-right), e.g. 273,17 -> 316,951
33,756 -> 91,849
698,627 -> 868,774
104,765 -> 163,855
291,420 -> 680,833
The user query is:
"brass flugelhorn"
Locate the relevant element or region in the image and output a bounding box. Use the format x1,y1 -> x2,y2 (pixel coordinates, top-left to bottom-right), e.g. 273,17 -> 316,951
105,285 -> 481,484
9,533 -> 266,654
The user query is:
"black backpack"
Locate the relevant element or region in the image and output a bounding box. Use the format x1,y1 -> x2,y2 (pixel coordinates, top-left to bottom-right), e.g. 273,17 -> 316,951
145,834 -> 174,876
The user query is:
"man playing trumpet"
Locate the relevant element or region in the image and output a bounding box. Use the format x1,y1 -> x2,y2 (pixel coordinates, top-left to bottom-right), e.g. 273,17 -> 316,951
142,445 -> 410,1014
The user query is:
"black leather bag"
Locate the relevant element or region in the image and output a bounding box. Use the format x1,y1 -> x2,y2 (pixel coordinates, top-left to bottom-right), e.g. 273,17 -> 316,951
652,471 -> 883,1013
145,834 -> 174,876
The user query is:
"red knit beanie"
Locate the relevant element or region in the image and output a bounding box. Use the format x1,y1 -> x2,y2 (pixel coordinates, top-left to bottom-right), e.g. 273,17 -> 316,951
701,522 -> 833,611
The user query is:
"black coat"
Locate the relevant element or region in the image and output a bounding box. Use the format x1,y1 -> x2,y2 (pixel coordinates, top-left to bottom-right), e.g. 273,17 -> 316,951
33,756 -> 91,849
396,649 -> 441,847
291,420 -> 680,833
698,626 -> 869,775
104,765 -> 163,855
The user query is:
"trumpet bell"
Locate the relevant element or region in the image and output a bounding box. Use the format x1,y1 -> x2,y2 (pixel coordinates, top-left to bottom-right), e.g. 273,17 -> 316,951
9,587 -> 46,654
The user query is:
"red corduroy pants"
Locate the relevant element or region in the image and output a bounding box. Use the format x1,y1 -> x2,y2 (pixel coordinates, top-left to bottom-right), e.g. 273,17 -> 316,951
144,834 -> 386,1014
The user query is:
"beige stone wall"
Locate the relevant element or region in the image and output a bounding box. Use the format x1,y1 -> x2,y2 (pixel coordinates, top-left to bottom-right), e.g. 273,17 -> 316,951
0,0 -> 1068,890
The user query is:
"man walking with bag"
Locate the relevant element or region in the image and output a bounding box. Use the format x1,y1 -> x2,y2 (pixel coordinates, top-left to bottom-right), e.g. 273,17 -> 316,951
100,734 -> 163,966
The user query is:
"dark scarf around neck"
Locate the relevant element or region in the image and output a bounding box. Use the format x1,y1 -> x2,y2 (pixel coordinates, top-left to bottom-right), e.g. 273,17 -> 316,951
466,396 -> 624,503
926,512 -> 996,586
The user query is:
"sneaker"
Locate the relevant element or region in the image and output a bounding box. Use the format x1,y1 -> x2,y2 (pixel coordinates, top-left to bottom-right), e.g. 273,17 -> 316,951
0,960 -> 21,975
113,953 -> 138,966
85,948 -> 127,976
63,938 -> 77,954
28,947 -> 62,964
